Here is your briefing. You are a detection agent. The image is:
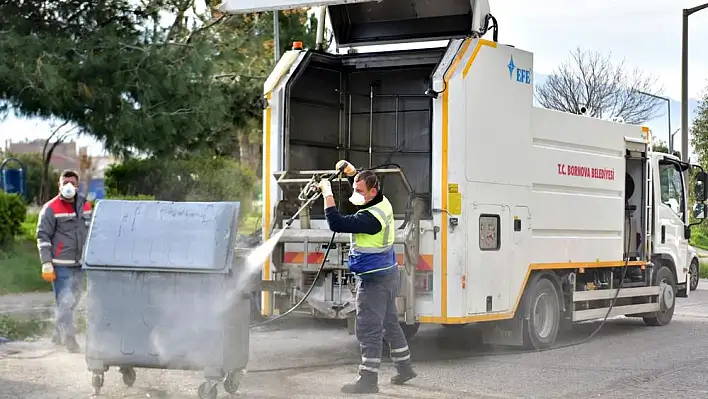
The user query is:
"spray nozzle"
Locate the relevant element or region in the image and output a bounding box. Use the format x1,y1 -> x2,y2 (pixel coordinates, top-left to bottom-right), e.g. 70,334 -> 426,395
297,166 -> 346,202
298,175 -> 322,201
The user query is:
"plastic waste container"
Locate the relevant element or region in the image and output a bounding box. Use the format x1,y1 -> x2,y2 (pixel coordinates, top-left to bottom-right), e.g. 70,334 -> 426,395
83,200 -> 250,399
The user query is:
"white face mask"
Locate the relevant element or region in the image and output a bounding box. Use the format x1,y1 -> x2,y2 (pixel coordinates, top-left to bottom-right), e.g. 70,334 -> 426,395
349,192 -> 366,206
60,183 -> 76,199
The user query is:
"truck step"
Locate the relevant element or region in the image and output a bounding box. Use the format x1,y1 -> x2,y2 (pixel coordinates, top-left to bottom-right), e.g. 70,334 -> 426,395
572,286 -> 659,302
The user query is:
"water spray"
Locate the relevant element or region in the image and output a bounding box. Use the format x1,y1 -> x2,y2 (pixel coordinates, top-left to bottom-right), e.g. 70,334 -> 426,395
248,165 -> 347,328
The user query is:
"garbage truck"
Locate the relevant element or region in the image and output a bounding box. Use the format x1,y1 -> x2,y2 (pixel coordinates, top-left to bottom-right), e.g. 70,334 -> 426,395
219,0 -> 708,349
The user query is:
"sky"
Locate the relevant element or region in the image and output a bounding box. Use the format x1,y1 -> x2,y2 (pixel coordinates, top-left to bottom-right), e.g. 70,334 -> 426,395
1,0 -> 707,156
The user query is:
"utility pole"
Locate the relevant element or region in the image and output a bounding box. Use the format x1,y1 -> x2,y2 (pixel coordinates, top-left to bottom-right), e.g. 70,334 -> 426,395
274,10 -> 280,61
681,2 -> 708,164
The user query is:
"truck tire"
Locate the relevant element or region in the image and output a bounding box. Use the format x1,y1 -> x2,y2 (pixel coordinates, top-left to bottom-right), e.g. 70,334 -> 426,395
643,266 -> 676,326
690,259 -> 699,291
522,275 -> 561,350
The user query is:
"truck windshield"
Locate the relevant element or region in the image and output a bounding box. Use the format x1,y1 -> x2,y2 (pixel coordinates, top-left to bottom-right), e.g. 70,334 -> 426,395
658,161 -> 686,221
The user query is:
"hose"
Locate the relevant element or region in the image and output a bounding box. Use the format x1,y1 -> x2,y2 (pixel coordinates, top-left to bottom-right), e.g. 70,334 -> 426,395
246,202 -> 638,372
249,231 -> 338,328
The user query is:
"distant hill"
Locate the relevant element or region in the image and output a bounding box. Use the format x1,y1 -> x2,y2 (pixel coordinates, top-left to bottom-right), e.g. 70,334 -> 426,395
532,72 -> 701,146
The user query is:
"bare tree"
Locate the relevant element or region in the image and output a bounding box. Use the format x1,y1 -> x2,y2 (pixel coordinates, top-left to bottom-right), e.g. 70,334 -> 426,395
535,48 -> 664,124
39,121 -> 77,204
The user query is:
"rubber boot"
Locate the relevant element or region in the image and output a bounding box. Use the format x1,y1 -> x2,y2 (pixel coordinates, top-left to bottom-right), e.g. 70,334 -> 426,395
390,365 -> 417,385
340,371 -> 379,394
51,326 -> 62,346
65,336 -> 81,353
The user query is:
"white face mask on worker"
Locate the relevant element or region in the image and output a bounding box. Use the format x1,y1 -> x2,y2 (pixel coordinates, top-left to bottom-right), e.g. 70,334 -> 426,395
60,183 -> 76,199
349,192 -> 366,206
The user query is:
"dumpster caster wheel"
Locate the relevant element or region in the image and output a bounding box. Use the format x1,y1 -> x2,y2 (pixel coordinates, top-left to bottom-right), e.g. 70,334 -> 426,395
198,382 -> 218,399
91,373 -> 104,396
223,371 -> 242,394
119,367 -> 136,387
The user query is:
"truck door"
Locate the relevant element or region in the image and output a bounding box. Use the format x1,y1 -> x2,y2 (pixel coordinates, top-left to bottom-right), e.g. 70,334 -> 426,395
218,0 -> 482,47
655,159 -> 689,285
467,204 -> 511,314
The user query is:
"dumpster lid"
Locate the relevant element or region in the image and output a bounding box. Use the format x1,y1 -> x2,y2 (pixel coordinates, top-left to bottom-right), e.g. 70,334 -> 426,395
83,200 -> 241,273
218,0 -> 483,47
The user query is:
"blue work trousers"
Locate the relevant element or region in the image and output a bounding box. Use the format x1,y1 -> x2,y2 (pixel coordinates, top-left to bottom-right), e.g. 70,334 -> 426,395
52,266 -> 85,339
355,268 -> 412,376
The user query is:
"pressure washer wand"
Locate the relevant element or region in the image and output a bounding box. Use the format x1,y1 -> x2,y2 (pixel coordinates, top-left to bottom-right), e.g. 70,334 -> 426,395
283,166 -> 346,228
284,191 -> 322,227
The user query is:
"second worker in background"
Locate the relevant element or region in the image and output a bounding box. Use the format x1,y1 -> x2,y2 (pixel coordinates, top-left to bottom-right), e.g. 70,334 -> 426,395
36,170 -> 92,353
317,160 -> 417,394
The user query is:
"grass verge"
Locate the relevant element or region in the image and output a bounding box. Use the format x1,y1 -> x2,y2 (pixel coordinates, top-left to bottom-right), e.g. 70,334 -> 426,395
0,210 -> 51,295
0,314 -> 51,341
700,261 -> 708,279
0,239 -> 52,295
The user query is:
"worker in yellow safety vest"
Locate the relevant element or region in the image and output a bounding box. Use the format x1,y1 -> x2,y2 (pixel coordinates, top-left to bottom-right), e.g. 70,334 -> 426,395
317,160 -> 417,394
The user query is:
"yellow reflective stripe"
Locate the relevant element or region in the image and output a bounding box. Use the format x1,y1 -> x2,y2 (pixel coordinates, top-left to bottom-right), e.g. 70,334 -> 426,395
355,245 -> 393,253
356,264 -> 396,275
366,206 -> 391,247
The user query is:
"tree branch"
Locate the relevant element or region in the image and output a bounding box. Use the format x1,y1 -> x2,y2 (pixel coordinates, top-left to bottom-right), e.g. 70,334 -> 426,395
536,48 -> 663,124
186,13 -> 228,44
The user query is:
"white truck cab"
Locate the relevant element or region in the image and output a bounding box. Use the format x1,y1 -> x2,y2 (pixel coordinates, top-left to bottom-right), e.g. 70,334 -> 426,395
650,151 -> 707,297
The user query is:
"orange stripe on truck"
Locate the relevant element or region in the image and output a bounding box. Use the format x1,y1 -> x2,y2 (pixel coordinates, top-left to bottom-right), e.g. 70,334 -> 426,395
283,252 -> 434,271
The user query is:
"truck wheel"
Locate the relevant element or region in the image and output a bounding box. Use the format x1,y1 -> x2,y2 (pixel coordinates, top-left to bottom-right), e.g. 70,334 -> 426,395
690,259 -> 699,291
400,322 -> 420,341
643,266 -> 676,326
523,275 -> 561,350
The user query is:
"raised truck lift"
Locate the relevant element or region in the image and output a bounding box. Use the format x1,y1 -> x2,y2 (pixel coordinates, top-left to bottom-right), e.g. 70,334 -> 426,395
219,0 -> 708,349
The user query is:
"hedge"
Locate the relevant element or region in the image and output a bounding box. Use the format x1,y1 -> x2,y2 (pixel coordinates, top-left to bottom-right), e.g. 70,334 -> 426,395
0,192 -> 27,248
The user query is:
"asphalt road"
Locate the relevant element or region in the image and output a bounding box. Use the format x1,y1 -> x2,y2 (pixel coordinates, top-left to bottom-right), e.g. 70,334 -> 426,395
4,285 -> 708,399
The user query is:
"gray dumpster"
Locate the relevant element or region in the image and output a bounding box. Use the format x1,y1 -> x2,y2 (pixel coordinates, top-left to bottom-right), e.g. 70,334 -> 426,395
83,200 -> 250,399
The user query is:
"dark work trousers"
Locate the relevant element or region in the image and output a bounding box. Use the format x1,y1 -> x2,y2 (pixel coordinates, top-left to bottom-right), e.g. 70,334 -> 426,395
52,266 -> 85,339
356,268 -> 412,377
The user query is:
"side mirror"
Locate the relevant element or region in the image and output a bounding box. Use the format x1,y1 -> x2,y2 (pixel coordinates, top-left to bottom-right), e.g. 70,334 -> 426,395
693,202 -> 706,221
694,171 -> 708,202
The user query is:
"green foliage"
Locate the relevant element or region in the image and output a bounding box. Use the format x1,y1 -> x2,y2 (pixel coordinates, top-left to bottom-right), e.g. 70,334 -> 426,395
105,155 -> 256,205
691,89 -> 708,169
5,193 -> 28,237
0,314 -> 51,341
691,226 -> 708,250
0,240 -> 51,295
0,192 -> 27,248
0,1 -> 318,159
21,211 -> 38,242
652,139 -> 669,153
